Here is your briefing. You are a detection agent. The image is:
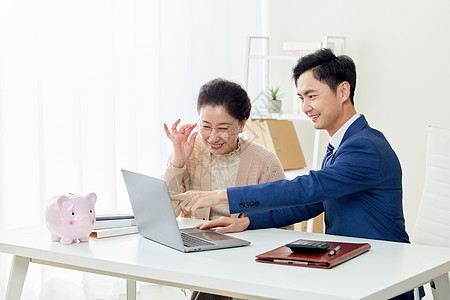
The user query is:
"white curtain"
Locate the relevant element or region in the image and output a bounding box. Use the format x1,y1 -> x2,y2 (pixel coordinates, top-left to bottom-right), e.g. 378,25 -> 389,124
0,0 -> 263,299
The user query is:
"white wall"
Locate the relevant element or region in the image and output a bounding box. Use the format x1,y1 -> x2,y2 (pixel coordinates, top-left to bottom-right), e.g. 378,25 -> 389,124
0,2 -> 264,298
264,0 -> 450,236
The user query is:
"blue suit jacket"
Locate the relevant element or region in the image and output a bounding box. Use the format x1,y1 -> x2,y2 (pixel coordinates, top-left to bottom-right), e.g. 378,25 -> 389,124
228,115 -> 410,243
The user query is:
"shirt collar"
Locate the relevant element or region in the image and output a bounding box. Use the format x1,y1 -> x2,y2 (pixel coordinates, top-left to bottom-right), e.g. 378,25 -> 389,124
329,113 -> 361,152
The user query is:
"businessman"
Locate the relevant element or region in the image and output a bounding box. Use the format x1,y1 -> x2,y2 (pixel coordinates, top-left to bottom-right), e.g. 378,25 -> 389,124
173,49 -> 418,299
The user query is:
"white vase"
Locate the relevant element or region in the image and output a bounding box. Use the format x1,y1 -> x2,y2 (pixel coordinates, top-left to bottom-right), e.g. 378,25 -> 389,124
268,99 -> 282,113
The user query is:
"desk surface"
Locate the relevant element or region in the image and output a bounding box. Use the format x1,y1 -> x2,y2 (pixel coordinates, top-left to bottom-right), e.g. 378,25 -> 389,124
1,218 -> 450,300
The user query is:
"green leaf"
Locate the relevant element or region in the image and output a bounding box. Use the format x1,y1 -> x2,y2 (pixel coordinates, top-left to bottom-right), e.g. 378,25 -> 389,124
268,87 -> 280,100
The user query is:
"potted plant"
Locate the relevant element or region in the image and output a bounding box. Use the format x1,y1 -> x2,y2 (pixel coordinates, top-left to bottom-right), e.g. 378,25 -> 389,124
268,87 -> 282,113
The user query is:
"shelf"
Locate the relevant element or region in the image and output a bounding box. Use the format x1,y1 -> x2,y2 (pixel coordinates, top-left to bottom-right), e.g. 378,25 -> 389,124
250,112 -> 309,121
248,55 -> 301,61
284,168 -> 309,180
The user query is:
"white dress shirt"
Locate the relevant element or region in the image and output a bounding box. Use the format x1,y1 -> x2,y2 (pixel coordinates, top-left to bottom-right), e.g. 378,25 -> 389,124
329,113 -> 361,153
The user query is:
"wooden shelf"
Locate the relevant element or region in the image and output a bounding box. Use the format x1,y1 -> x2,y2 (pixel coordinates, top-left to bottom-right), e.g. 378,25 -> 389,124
284,168 -> 309,180
247,55 -> 301,61
250,112 -> 309,121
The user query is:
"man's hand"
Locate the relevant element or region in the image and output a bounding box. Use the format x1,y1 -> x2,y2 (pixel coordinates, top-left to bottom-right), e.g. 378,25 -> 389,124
171,190 -> 228,217
195,216 -> 250,234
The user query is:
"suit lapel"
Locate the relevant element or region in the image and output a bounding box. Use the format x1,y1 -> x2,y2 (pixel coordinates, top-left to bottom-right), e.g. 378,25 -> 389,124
340,114 -> 370,145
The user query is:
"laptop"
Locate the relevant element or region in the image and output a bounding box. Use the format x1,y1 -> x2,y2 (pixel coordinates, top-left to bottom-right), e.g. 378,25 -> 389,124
121,169 -> 250,252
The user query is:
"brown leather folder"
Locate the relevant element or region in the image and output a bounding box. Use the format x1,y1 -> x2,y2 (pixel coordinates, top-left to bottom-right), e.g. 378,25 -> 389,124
255,239 -> 371,269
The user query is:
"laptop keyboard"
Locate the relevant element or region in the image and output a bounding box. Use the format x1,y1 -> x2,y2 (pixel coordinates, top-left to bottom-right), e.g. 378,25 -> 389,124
181,232 -> 215,247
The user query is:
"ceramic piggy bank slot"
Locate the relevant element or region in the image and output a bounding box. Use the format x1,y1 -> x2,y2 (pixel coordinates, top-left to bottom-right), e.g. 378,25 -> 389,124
45,192 -> 97,244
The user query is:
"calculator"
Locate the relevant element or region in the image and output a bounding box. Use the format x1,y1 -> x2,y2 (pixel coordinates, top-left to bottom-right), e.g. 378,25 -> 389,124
286,240 -> 330,254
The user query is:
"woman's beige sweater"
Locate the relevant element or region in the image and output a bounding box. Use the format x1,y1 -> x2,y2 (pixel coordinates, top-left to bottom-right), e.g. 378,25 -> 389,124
163,137 -> 286,221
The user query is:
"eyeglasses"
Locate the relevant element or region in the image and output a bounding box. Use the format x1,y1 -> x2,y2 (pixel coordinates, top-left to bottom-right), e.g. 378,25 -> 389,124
197,120 -> 240,138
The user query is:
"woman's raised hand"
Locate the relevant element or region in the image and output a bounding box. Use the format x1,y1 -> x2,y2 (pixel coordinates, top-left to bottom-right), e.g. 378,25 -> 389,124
163,119 -> 198,168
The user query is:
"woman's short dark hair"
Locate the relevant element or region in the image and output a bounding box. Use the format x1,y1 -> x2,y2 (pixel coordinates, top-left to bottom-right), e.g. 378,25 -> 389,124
292,48 -> 357,104
197,78 -> 251,122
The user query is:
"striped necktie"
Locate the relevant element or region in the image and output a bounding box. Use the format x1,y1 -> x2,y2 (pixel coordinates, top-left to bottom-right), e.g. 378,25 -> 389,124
321,143 -> 335,169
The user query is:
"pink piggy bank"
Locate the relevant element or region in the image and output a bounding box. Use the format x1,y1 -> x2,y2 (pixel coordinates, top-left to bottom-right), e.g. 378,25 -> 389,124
45,192 -> 97,244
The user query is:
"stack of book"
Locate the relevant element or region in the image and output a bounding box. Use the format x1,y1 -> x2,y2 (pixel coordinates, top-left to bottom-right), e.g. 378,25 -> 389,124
90,213 -> 138,239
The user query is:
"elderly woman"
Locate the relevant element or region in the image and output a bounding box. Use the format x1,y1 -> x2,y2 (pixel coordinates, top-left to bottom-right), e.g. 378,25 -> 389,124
163,78 -> 289,221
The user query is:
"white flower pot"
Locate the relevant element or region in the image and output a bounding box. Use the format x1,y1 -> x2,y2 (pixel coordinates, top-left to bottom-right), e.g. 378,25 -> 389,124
268,99 -> 282,113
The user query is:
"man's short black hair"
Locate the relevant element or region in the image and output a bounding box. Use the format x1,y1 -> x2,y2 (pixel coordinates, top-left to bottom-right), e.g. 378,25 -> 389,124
292,48 -> 357,104
197,78 -> 251,122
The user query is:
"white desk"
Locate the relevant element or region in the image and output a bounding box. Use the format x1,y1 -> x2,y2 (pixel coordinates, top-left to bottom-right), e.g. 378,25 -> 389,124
1,218 -> 449,300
